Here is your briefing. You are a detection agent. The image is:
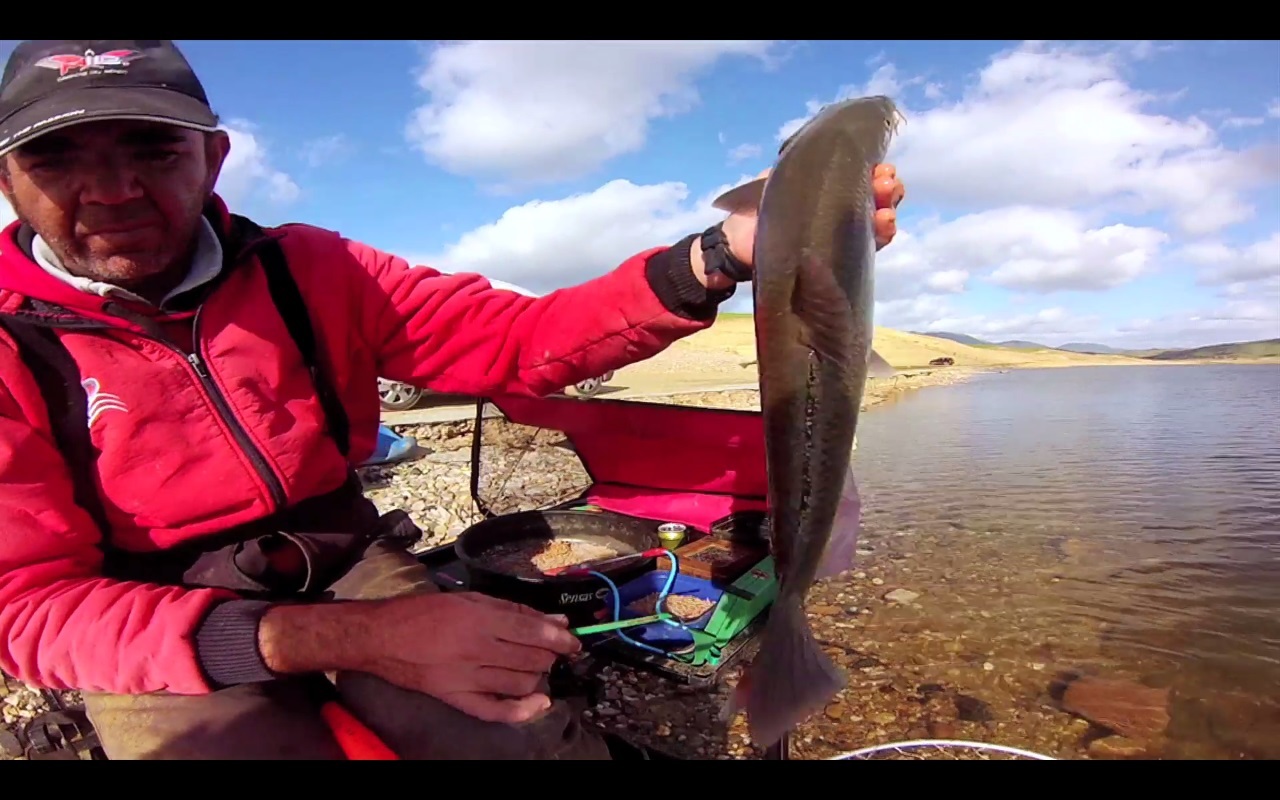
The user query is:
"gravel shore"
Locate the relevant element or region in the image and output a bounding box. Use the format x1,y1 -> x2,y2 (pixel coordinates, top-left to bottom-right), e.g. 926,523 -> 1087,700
8,365 -> 1200,761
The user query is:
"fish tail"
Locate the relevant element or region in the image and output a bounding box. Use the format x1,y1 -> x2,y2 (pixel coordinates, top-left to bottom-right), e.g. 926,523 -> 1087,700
723,594 -> 847,749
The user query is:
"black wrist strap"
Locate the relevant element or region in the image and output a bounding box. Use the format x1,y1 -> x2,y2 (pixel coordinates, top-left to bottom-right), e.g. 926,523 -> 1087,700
700,223 -> 752,282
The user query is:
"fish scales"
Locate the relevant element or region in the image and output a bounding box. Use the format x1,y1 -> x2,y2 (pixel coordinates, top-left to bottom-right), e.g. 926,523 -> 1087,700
717,95 -> 902,750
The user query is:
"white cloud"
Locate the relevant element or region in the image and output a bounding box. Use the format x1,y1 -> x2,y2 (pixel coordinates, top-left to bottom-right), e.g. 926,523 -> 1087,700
775,41 -> 1280,238
924,307 -> 1099,340
872,295 -> 954,330
1222,116 -> 1265,129
298,134 -> 353,168
870,294 -> 1103,343
417,177 -> 761,293
923,268 -> 969,293
749,40 -> 1278,349
874,207 -> 1168,298
1123,40 -> 1180,61
396,40 -> 1276,351
727,143 -> 762,164
216,119 -> 300,206
885,292 -> 1280,351
404,40 -> 777,185
1179,232 -> 1280,286
1111,295 -> 1280,349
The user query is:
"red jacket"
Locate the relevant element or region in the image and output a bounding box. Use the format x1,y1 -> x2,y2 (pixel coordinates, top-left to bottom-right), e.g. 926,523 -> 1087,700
0,195 -> 728,696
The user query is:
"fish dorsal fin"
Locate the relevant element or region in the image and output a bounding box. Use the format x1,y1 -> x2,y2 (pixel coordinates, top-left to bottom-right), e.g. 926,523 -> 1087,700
792,256 -> 855,369
712,125 -> 803,213
712,177 -> 768,214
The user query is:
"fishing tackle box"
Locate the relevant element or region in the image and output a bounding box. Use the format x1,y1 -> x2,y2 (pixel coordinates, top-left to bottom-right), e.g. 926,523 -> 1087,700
409,392 -> 797,760
413,392 -> 782,686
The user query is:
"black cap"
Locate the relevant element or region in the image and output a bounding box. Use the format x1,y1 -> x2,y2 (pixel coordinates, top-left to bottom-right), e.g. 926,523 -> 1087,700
0,40 -> 219,157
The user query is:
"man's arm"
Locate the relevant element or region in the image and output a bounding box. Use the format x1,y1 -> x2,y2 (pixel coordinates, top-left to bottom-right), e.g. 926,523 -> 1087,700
0,376 -> 240,696
336,230 -> 736,397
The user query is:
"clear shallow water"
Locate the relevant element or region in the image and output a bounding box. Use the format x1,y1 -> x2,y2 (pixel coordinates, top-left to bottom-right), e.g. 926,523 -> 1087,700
850,364 -> 1280,758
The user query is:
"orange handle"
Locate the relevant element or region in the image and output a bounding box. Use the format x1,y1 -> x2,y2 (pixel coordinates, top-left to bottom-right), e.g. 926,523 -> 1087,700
319,702 -> 400,760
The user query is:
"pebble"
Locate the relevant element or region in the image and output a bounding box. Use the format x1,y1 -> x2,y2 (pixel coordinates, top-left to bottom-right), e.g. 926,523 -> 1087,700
1087,735 -> 1149,759
883,588 -> 920,604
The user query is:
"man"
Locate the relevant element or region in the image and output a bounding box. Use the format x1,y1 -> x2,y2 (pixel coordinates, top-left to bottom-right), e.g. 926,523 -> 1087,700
0,40 -> 906,760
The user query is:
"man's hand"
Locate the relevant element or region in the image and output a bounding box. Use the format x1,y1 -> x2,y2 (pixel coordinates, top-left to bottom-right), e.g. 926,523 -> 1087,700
356,592 -> 581,724
694,163 -> 907,291
259,591 -> 580,725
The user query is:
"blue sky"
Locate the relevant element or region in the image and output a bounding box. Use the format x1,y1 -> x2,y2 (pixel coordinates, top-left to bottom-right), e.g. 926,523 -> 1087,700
1,40 -> 1277,349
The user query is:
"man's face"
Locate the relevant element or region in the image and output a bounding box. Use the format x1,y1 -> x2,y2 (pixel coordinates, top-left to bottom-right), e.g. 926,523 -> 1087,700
0,119 -> 230,285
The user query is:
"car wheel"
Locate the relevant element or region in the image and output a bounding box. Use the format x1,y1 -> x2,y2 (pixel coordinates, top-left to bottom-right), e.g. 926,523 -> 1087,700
571,376 -> 603,398
378,378 -> 424,411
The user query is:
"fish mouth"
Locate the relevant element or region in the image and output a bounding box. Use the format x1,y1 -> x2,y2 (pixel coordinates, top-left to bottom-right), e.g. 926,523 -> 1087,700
712,96 -> 903,213
816,95 -> 904,149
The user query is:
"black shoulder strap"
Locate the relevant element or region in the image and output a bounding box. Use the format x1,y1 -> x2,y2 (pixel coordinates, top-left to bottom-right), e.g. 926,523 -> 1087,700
0,316 -> 112,537
252,233 -> 351,458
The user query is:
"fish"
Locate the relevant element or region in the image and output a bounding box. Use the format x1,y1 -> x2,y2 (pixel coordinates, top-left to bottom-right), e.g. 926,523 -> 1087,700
716,164 -> 898,383
717,95 -> 903,749
739,351 -> 897,379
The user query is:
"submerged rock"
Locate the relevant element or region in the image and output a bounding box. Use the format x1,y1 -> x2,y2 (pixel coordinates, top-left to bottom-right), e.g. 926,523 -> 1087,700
1059,676 -> 1171,742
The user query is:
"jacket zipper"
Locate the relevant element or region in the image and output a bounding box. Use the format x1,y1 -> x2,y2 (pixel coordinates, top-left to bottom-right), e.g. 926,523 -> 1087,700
95,239 -> 288,512
176,306 -> 287,510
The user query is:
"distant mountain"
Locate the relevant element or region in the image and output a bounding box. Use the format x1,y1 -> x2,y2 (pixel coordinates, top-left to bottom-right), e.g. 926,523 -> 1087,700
912,331 -> 992,347
997,339 -> 1052,350
1142,338 -> 1280,361
1121,348 -> 1168,358
1056,342 -> 1122,354
903,333 -> 1279,361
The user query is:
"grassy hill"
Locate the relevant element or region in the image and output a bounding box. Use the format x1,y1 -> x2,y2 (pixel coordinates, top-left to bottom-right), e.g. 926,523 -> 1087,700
868,329 -> 1148,369
687,315 -> 1146,370
705,315 -> 1279,368
909,330 -> 991,347
1057,342 -> 1123,354
996,339 -> 1053,350
912,330 -> 1280,363
1143,338 -> 1280,361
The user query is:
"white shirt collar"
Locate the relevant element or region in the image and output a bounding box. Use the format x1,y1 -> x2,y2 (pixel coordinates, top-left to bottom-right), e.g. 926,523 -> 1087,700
31,216 -> 224,309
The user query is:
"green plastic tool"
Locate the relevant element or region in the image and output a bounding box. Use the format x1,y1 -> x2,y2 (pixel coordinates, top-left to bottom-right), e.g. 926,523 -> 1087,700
669,555 -> 778,666
571,613 -> 669,636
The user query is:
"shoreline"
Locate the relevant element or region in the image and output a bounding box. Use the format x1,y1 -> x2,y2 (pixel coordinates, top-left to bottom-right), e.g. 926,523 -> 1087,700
3,359 -> 1272,760
0,367 -> 979,759
660,363 -> 987,415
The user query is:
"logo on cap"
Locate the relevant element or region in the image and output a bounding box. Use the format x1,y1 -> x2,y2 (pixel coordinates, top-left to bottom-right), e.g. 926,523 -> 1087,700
35,49 -> 145,80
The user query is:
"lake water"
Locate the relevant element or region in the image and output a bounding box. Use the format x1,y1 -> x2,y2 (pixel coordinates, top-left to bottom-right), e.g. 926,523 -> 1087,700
845,364 -> 1280,759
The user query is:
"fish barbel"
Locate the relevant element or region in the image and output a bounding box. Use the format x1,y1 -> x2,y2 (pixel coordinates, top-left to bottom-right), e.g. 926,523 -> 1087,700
716,95 -> 903,749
